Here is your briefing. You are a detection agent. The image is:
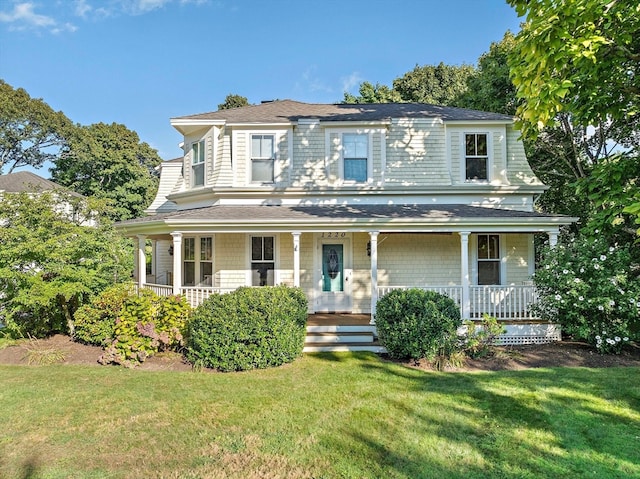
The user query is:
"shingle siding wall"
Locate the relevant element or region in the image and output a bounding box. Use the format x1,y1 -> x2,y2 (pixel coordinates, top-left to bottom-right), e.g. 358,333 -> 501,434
506,127 -> 542,186
505,234 -> 532,284
378,234 -> 461,286
214,233 -> 247,288
292,124 -> 327,186
385,119 -> 450,186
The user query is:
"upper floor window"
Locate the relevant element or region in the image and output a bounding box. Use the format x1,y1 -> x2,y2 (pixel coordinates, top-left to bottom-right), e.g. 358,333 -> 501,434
251,134 -> 275,183
251,236 -> 274,286
477,234 -> 500,285
192,140 -> 205,187
465,133 -> 488,181
342,133 -> 368,182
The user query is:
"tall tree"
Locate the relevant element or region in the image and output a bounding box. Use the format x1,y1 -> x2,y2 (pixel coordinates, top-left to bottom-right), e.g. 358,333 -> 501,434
457,31 -> 519,115
0,191 -> 132,337
52,122 -> 162,221
218,94 -> 250,110
393,62 -> 474,105
508,0 -> 640,138
343,63 -> 474,105
0,80 -> 72,174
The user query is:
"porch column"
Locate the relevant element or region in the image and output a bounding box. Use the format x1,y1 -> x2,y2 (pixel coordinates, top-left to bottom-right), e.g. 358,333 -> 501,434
171,232 -> 182,295
459,231 -> 471,320
137,235 -> 146,287
292,231 -> 301,287
369,231 -> 379,324
548,230 -> 559,248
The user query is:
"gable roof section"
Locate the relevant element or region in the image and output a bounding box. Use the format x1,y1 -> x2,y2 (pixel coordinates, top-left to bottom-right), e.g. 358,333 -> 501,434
0,171 -> 81,196
171,100 -> 514,125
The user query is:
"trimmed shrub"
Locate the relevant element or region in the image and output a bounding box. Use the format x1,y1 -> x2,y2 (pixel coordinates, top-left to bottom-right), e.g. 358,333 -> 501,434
74,283 -> 135,346
375,288 -> 461,360
185,285 -> 308,372
99,290 -> 191,368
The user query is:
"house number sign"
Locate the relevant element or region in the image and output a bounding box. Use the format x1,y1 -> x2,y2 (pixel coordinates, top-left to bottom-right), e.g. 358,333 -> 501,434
321,232 -> 347,238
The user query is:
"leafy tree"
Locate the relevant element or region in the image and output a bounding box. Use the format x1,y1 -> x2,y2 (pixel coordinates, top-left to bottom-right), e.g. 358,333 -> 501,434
218,94 -> 250,110
457,31 -> 519,115
0,80 -> 72,174
343,63 -> 473,105
0,191 -> 132,338
393,62 -> 474,105
508,0 -> 640,137
52,122 -> 162,221
343,82 -> 402,103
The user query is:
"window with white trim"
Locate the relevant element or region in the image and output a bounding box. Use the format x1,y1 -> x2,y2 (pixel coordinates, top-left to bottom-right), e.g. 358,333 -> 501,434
251,236 -> 274,286
465,133 -> 488,181
192,140 -> 205,187
477,234 -> 500,285
342,133 -> 368,182
251,134 -> 275,183
183,236 -> 213,286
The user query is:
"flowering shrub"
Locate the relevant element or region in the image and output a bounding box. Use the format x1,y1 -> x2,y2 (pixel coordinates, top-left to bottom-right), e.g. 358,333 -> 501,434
534,234 -> 639,354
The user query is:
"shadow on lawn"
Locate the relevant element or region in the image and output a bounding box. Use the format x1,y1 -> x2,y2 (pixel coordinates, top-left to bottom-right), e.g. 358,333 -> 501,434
319,354 -> 640,478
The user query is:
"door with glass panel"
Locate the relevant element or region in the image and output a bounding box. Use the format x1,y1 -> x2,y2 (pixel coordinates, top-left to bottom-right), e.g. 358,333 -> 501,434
316,237 -> 352,312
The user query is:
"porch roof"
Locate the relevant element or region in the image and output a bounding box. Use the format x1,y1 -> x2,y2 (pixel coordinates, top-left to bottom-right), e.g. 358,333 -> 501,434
117,204 -> 576,234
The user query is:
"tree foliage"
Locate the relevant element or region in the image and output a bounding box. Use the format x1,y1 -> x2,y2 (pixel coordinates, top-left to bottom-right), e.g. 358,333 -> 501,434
218,94 -> 250,110
0,191 -> 132,337
0,80 -> 72,174
343,63 -> 473,105
51,122 -> 162,221
508,0 -> 640,137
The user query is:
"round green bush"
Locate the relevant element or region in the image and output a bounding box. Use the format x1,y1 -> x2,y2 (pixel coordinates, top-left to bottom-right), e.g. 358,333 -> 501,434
375,288 -> 461,360
185,285 -> 308,372
74,283 -> 135,346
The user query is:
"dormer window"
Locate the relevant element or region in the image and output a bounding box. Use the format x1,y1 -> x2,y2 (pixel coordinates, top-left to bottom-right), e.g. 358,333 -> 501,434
251,134 -> 275,183
465,133 -> 488,181
342,133 -> 368,182
192,140 -> 205,187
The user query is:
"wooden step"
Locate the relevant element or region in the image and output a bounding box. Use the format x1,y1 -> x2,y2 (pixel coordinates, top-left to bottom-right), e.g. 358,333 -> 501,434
303,342 -> 387,353
306,332 -> 374,344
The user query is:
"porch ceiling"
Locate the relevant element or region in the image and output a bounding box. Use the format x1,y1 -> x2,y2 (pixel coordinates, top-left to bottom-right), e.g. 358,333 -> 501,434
116,204 -> 577,235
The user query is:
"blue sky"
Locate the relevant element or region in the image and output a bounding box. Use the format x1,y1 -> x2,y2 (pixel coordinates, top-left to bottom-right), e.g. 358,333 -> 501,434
0,0 -> 521,172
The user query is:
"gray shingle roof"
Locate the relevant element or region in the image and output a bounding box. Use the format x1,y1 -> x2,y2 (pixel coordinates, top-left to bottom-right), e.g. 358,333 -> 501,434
171,100 -> 514,124
0,171 -> 81,195
118,204 -> 568,227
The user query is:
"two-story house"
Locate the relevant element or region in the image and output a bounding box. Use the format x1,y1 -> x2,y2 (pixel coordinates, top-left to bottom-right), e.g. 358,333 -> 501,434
117,100 -> 575,349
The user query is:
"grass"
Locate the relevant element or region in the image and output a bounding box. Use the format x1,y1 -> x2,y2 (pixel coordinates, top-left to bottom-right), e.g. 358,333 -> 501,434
1,353 -> 639,479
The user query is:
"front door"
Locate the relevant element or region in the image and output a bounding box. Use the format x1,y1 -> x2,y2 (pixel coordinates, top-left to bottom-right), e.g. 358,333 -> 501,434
316,236 -> 352,312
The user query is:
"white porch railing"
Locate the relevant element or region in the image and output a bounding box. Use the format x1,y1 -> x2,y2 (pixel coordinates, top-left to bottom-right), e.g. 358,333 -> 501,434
470,285 -> 538,320
180,286 -> 236,308
377,285 -> 539,321
142,283 -> 174,297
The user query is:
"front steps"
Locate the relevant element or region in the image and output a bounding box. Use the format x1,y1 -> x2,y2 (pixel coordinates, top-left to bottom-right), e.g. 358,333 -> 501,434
303,319 -> 386,353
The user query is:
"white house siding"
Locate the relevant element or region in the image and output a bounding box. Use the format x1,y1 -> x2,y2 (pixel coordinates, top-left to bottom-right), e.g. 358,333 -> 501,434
292,123 -> 327,187
378,234 -> 461,287
232,132 -> 247,188
145,164 -> 180,213
299,233 -> 315,303
278,234 -> 294,286
215,128 -> 234,187
505,234 -> 533,285
214,233 -> 247,288
385,119 -> 449,187
352,232 -> 373,313
155,239 -> 173,285
506,127 -> 543,187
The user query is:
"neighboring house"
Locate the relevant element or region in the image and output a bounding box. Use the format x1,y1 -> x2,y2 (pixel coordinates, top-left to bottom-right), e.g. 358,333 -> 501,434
117,100 -> 576,348
0,171 -> 94,224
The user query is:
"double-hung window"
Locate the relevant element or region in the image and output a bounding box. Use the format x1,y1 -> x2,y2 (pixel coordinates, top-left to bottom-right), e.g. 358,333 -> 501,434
200,237 -> 213,286
477,234 -> 500,285
251,134 -> 275,183
465,133 -> 488,181
183,236 -> 213,286
251,236 -> 274,286
192,140 -> 205,187
342,133 -> 368,182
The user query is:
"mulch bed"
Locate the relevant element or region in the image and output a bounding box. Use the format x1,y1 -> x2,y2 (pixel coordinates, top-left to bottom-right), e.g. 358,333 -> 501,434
1,334 -> 639,372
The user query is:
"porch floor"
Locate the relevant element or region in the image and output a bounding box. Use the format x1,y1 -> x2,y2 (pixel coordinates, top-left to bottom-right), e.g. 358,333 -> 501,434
307,313 -> 372,326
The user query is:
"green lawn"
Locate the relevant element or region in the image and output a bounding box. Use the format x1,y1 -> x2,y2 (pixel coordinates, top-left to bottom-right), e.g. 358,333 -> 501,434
1,353 -> 639,479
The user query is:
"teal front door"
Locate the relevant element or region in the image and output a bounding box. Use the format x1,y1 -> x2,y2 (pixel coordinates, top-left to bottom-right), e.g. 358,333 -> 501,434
317,238 -> 352,312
